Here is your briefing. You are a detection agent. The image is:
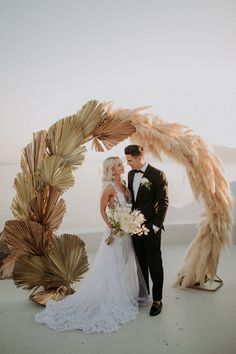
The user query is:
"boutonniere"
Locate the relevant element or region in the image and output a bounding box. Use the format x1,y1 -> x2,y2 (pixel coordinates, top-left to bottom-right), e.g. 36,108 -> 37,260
140,177 -> 152,190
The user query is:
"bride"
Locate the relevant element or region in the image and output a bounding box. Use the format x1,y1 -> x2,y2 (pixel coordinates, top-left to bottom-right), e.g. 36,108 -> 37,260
34,156 -> 147,334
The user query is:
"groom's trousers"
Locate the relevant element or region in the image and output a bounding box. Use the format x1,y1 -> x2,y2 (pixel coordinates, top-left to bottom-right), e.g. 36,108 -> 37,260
132,228 -> 163,301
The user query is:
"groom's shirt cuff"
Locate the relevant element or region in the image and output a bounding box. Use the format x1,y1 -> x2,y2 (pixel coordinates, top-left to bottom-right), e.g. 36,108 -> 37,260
153,225 -> 160,232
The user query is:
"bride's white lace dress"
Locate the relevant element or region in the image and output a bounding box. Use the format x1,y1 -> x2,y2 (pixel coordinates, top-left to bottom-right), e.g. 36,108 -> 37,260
34,184 -> 144,334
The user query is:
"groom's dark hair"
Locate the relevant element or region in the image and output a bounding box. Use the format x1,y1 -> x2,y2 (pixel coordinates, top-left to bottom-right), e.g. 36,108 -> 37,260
124,145 -> 144,156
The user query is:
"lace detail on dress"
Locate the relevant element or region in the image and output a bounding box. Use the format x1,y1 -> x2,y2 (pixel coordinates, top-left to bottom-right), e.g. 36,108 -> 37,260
34,184 -> 140,334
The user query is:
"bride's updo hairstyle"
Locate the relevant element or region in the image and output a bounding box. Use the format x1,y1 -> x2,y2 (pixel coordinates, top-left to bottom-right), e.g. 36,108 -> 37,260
102,156 -> 119,182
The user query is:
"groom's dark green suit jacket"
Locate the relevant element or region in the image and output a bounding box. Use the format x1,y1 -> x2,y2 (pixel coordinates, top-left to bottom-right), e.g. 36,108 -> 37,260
128,164 -> 169,231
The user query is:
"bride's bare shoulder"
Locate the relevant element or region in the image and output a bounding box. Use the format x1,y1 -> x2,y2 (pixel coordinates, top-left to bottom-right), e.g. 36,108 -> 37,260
100,183 -> 116,206
102,183 -> 116,196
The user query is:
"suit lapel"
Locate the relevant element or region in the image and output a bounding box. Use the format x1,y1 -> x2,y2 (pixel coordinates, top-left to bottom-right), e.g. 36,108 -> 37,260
128,170 -> 135,202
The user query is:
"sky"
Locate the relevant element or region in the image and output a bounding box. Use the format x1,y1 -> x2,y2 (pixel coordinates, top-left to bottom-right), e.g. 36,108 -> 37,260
0,0 -> 236,162
0,0 -> 235,229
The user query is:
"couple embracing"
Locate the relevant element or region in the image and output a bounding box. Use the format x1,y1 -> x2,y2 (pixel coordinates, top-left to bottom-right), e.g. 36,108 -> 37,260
35,145 -> 169,334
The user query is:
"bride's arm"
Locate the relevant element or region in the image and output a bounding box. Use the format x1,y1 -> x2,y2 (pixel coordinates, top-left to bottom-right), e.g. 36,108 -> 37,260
125,188 -> 131,203
100,185 -> 114,230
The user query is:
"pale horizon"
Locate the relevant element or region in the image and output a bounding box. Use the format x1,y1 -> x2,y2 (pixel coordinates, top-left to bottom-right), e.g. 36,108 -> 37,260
1,141 -> 235,232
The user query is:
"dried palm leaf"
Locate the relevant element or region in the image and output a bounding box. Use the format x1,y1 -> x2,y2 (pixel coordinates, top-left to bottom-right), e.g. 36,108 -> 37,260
11,173 -> 36,220
0,239 -> 10,267
77,100 -> 107,141
36,155 -> 75,193
0,238 -> 12,279
29,185 -> 66,231
47,116 -> 86,169
21,130 -> 48,176
4,220 -> 52,256
0,231 -> 4,241
13,254 -> 46,290
43,234 -> 89,290
12,234 -> 89,296
30,286 -> 74,306
0,254 -> 16,279
92,118 -> 136,151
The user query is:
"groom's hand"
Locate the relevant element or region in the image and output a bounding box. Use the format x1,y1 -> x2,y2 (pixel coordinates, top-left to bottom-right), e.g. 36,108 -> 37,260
107,196 -> 118,209
108,201 -> 115,209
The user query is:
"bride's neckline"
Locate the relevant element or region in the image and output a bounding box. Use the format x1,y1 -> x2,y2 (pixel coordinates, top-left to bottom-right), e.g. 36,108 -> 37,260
109,181 -> 129,203
111,181 -> 124,193
112,181 -> 123,193
103,180 -> 126,195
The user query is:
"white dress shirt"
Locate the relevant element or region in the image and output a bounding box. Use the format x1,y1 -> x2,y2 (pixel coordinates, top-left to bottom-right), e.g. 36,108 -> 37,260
133,163 -> 148,201
132,162 -> 159,233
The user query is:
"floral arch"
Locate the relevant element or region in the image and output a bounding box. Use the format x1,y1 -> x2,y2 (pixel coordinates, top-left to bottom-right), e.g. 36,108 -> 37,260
1,100 -> 233,304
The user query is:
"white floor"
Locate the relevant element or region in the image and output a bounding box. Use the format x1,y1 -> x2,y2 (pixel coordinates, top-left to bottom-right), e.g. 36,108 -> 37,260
0,244 -> 236,354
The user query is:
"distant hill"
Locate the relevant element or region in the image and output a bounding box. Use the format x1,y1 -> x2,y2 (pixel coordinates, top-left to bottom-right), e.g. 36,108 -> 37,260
213,145 -> 236,164
166,200 -> 203,224
166,180 -> 236,224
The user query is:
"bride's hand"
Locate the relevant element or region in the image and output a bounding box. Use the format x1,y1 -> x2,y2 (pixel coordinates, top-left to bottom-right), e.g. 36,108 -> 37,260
108,226 -> 117,235
105,227 -> 117,246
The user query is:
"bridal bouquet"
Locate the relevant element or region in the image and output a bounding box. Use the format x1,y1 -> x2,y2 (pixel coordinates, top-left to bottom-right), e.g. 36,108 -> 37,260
105,203 -> 149,245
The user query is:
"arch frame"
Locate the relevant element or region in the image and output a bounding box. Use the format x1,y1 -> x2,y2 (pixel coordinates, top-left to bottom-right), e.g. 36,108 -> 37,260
1,100 -> 232,301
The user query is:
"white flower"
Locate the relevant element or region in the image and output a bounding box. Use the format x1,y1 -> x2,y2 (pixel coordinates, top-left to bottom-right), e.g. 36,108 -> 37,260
140,177 -> 152,190
106,203 -> 149,245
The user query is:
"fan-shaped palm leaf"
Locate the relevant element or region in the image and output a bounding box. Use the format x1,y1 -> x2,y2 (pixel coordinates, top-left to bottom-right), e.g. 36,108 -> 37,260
36,155 -> 75,193
29,186 -> 66,231
29,286 -> 74,306
0,237 -> 11,278
47,116 -> 86,169
21,130 -> 48,176
11,173 -> 36,220
43,234 -> 89,290
92,117 -> 136,151
77,100 -> 107,141
0,239 -> 10,267
11,234 -> 89,301
4,220 -> 52,256
0,254 -> 16,279
13,254 -> 46,290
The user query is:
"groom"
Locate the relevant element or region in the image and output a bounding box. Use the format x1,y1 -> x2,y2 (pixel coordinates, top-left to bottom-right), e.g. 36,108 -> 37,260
124,145 -> 169,316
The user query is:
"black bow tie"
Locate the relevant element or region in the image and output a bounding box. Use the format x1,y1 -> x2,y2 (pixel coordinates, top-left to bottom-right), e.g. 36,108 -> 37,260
133,169 -> 144,174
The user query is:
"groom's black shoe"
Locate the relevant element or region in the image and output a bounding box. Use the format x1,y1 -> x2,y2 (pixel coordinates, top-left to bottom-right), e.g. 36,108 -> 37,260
149,301 -> 162,316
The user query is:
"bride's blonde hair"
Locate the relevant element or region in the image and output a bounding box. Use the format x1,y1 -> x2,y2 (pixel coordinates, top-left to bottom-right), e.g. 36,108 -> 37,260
102,156 -> 119,182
